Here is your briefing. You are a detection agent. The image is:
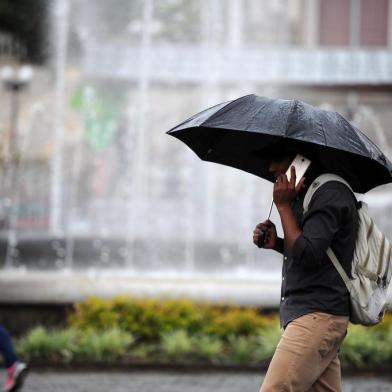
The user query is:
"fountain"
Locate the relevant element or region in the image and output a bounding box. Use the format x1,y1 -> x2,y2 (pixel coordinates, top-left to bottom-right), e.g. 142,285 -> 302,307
0,0 -> 391,307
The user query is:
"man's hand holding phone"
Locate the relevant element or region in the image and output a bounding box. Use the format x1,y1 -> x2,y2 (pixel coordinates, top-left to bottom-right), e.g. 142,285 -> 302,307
253,220 -> 277,249
273,154 -> 310,208
273,165 -> 306,208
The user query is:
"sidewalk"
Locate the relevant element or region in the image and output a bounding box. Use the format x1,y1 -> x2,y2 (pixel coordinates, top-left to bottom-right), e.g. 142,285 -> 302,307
12,370 -> 392,392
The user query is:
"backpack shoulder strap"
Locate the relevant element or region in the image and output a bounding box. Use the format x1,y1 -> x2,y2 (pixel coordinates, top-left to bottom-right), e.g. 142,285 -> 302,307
303,174 -> 356,294
303,173 -> 353,214
326,248 -> 354,292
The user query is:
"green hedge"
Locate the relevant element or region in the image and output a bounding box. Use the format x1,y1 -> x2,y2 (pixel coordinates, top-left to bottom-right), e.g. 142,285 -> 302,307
340,315 -> 392,369
15,297 -> 392,369
68,296 -> 277,341
17,327 -> 281,366
17,327 -> 134,364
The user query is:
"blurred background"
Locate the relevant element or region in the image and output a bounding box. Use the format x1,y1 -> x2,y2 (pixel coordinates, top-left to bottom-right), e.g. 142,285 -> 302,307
0,0 -> 392,310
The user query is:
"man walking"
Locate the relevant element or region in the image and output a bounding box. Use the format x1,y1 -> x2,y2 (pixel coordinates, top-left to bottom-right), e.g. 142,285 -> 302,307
253,145 -> 358,391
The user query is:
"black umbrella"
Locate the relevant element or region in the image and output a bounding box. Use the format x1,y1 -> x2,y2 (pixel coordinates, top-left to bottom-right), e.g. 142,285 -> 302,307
168,95 -> 392,193
167,94 -> 392,193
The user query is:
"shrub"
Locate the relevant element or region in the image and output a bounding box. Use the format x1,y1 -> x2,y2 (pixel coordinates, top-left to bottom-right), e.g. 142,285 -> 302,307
17,327 -> 134,363
226,335 -> 257,364
370,312 -> 392,335
17,327 -> 79,363
68,296 -> 279,341
70,297 -> 212,341
160,330 -> 193,360
204,307 -> 274,339
62,298 -> 392,368
15,312 -> 392,369
254,324 -> 281,360
68,297 -> 119,331
78,329 -> 134,361
340,325 -> 389,369
130,343 -> 157,361
191,334 -> 224,362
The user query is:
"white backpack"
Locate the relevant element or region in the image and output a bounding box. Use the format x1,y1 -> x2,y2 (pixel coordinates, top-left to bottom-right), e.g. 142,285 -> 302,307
303,174 -> 392,326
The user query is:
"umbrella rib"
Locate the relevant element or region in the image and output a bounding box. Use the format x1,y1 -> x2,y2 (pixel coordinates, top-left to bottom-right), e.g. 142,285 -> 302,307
320,120 -> 327,146
251,101 -> 273,126
167,100 -> 231,134
284,99 -> 297,137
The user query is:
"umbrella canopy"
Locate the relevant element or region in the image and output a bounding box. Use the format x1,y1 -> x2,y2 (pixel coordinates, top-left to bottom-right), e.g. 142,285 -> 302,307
167,94 -> 392,194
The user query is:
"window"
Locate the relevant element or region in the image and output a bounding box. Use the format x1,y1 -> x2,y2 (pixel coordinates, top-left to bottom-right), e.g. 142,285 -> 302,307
319,0 -> 389,47
360,0 -> 388,46
319,0 -> 351,46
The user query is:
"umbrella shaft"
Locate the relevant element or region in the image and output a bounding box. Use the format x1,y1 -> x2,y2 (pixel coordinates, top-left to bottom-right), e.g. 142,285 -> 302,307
267,199 -> 274,220
256,199 -> 274,249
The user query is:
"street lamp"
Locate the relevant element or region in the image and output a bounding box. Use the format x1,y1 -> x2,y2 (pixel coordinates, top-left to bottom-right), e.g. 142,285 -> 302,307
0,64 -> 34,269
1,65 -> 34,86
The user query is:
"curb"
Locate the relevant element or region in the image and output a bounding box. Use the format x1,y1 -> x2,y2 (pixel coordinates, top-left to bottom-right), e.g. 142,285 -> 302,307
19,361 -> 392,376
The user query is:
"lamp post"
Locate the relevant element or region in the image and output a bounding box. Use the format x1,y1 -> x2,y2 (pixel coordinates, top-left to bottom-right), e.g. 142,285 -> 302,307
0,64 -> 33,269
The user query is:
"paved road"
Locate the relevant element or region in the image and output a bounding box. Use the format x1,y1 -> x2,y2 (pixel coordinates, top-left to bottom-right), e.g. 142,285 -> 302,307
12,371 -> 392,392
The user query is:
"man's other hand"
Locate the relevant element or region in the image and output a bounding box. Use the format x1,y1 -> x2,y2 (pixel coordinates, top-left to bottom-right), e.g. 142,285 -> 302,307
253,220 -> 277,249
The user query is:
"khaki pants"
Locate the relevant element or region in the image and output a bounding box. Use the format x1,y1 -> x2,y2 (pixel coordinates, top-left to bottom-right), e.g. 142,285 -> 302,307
260,312 -> 349,392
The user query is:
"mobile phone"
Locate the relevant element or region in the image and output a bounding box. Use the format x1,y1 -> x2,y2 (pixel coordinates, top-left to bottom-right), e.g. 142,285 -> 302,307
285,154 -> 311,186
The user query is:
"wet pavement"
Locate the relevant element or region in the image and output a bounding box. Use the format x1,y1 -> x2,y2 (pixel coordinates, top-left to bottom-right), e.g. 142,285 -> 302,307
11,370 -> 392,392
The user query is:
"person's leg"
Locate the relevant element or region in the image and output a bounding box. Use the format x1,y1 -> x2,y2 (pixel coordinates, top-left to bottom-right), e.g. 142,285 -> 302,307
0,325 -> 28,392
259,312 -> 348,392
307,355 -> 342,392
0,326 -> 18,368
